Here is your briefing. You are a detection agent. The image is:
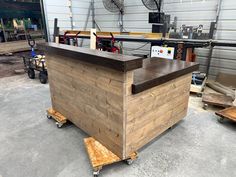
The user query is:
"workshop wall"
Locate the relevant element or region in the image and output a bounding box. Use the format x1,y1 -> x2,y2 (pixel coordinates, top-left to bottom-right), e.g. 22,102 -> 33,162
94,0 -> 152,56
195,0 -> 236,79
43,0 -> 92,42
42,0 -> 236,79
94,0 -> 236,79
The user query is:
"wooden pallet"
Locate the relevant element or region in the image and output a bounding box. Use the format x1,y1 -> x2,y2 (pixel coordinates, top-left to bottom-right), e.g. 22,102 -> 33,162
46,108 -> 67,128
215,106 -> 236,123
84,137 -> 137,177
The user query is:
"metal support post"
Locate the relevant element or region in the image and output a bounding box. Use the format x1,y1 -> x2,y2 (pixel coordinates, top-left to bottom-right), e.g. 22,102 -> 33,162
206,0 -> 222,76
91,0 -> 95,29
68,0 -> 74,30
0,18 -> 7,42
40,0 -> 49,42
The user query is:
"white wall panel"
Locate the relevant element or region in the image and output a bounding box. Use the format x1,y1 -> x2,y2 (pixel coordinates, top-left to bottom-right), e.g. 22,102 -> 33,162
43,0 -> 236,78
43,0 -> 92,41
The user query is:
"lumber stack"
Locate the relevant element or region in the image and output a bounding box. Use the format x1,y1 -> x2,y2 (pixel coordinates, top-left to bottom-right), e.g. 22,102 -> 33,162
0,39 -> 45,55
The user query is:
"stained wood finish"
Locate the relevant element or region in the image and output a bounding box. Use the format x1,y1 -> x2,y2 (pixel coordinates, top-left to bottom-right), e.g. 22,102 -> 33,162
45,45 -> 197,159
132,58 -> 199,94
125,74 -> 192,155
215,106 -> 236,122
46,54 -> 131,158
39,43 -> 143,72
202,93 -> 233,108
0,39 -> 45,55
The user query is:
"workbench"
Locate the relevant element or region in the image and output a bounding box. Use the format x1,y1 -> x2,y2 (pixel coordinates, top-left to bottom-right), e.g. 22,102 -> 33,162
59,30 -> 236,64
41,43 -> 199,159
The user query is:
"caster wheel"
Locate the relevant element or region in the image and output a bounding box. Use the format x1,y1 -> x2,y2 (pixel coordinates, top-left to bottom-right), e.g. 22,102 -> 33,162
197,93 -> 202,97
47,115 -> 52,119
93,170 -> 100,177
217,117 -> 224,123
203,104 -> 208,110
56,122 -> 63,128
126,158 -> 134,165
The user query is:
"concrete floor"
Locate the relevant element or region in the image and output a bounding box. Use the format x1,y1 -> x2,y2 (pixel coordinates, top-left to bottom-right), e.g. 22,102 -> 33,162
0,75 -> 235,177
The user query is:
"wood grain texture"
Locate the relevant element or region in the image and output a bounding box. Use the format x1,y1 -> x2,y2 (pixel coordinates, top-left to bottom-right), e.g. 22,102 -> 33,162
0,39 -> 45,55
125,74 -> 192,155
84,137 -> 121,169
40,43 -> 143,72
215,106 -> 236,122
202,93 -> 233,108
46,49 -> 194,159
46,53 -> 127,158
132,58 -> 199,94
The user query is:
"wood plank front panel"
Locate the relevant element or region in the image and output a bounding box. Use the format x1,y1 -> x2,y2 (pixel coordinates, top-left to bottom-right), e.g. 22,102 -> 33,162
46,54 -> 127,159
125,74 -> 192,155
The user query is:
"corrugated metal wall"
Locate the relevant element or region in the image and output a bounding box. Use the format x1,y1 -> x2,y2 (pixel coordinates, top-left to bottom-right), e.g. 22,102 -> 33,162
43,0 -> 236,79
94,0 -> 236,79
195,0 -> 236,79
95,0 -> 152,56
43,0 -> 92,42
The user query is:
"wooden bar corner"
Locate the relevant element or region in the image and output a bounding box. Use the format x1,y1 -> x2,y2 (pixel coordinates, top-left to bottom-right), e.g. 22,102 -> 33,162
41,43 -> 199,159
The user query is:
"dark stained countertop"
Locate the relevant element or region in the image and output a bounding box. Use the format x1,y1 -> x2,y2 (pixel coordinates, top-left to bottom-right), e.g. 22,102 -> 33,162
40,43 -> 198,94
132,58 -> 199,94
39,43 -> 143,72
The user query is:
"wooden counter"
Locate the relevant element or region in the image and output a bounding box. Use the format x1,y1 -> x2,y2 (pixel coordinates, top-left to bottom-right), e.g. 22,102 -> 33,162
132,58 -> 199,94
41,43 -> 143,71
41,43 -> 199,159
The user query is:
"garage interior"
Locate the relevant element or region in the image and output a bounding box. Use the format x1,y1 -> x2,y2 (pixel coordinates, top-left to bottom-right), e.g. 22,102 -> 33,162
0,0 -> 236,177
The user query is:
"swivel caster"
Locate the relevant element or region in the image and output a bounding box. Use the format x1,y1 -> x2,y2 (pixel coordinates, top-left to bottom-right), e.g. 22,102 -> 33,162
93,170 -> 100,177
217,117 -> 224,123
56,122 -> 63,128
197,93 -> 202,97
203,104 -> 208,110
47,114 -> 52,119
126,158 -> 134,165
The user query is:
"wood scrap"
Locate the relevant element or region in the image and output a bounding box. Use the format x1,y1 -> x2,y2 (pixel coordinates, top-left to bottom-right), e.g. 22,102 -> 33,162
0,39 -> 45,55
233,90 -> 236,106
202,93 -> 233,109
215,106 -> 236,122
216,72 -> 236,89
207,80 -> 235,99
0,52 -> 13,56
14,69 -> 25,74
